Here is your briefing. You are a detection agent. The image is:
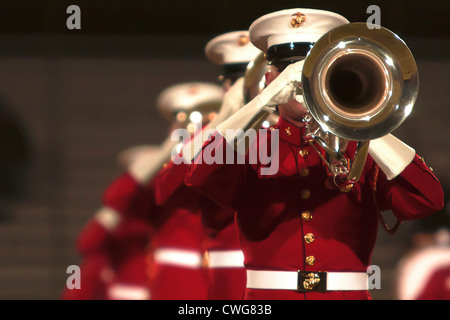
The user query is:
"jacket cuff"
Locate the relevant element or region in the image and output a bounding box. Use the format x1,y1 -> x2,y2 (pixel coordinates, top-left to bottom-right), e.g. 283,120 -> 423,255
368,134 -> 415,180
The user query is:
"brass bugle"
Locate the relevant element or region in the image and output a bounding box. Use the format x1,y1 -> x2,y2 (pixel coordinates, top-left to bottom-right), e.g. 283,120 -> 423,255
301,22 -> 418,190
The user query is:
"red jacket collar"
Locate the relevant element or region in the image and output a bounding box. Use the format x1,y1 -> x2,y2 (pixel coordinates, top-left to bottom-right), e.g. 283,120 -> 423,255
271,116 -> 308,146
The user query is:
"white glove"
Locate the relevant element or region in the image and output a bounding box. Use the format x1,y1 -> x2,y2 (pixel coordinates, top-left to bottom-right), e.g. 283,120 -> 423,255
257,59 -> 305,107
215,77 -> 246,124
117,145 -> 159,170
94,206 -> 122,231
129,137 -> 179,184
368,133 -> 415,180
216,60 -> 304,149
181,77 -> 245,162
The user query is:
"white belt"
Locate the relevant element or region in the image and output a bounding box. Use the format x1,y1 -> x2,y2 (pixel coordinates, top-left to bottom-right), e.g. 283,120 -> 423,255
246,270 -> 369,292
154,248 -> 203,268
208,250 -> 245,268
108,284 -> 151,300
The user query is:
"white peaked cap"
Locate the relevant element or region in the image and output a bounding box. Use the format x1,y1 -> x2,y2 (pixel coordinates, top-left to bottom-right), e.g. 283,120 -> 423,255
249,8 -> 349,53
156,82 -> 223,117
205,30 -> 262,65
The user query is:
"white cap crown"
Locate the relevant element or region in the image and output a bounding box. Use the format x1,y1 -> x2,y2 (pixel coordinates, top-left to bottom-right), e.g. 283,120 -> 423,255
250,8 -> 349,53
205,30 -> 261,65
156,82 -> 223,119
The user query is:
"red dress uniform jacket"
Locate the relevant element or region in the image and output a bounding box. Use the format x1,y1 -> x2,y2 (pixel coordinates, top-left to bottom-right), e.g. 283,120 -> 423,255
74,173 -> 156,300
105,217 -> 153,300
102,172 -> 156,224
154,160 -> 246,300
149,162 -> 208,300
200,196 -> 246,300
62,176 -> 153,301
61,233 -> 110,300
186,117 -> 444,300
61,217 -> 110,300
100,167 -> 208,300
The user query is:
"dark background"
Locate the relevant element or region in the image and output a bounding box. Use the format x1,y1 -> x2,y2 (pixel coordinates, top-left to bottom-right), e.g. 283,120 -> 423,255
0,0 -> 448,300
0,0 -> 449,38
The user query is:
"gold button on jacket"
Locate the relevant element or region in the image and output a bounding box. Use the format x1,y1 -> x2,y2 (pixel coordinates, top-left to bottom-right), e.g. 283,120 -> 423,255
306,256 -> 316,266
301,211 -> 313,221
300,189 -> 311,199
304,233 -> 315,243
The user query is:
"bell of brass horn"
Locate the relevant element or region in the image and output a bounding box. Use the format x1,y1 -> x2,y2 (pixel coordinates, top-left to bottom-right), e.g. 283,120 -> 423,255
300,22 -> 419,190
302,22 -> 418,141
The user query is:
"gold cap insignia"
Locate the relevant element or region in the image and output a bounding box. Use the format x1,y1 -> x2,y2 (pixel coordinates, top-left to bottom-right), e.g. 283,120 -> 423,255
291,12 -> 306,28
237,34 -> 250,46
285,126 -> 292,135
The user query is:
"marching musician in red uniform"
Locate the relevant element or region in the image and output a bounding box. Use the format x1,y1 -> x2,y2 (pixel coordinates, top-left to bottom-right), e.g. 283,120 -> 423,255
63,83 -> 222,300
147,82 -> 223,300
200,31 -> 260,299
186,8 -> 444,300
61,145 -> 159,300
153,31 -> 260,300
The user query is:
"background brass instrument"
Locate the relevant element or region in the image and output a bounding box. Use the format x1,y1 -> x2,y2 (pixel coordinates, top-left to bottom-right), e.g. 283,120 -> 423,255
243,52 -> 280,128
244,51 -> 270,105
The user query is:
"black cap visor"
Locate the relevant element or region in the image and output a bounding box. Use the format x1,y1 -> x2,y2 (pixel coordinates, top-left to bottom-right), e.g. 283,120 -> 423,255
266,42 -> 314,65
222,62 -> 249,80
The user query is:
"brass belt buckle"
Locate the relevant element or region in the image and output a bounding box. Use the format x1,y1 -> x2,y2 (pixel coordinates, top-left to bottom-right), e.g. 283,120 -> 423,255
201,251 -> 210,268
297,271 -> 327,292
